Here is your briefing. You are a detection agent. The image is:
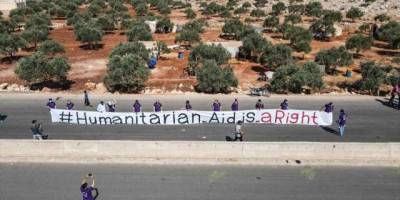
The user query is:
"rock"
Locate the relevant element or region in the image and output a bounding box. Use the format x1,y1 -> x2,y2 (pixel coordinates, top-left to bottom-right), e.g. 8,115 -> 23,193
94,83 -> 108,93
0,83 -> 8,89
7,84 -> 19,91
41,87 -> 52,92
85,82 -> 96,91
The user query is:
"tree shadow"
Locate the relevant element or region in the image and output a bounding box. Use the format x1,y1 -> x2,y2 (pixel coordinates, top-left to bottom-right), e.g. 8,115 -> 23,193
30,80 -> 75,91
375,98 -> 398,109
251,66 -> 265,73
225,136 -> 233,141
78,43 -> 104,50
376,50 -> 400,57
0,55 -> 25,64
319,126 -> 340,136
104,31 -> 115,35
372,42 -> 388,49
270,35 -> 283,39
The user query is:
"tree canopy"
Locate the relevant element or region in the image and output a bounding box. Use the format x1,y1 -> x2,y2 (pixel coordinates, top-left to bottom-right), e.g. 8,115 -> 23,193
315,46 -> 353,74
189,43 -> 231,65
195,59 -> 238,93
345,34 -> 373,53
260,44 -> 293,69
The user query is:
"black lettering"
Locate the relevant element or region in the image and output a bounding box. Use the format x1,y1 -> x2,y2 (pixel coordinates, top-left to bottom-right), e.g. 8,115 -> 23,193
246,112 -> 256,123
140,112 -> 147,124
76,112 -> 87,125
163,113 -> 170,124
125,116 -> 134,124
178,113 -> 189,124
112,116 -> 123,124
208,112 -> 220,123
149,114 -> 160,124
88,116 -> 97,124
99,117 -> 112,125
227,112 -> 236,124
172,111 -> 176,124
191,113 -> 201,124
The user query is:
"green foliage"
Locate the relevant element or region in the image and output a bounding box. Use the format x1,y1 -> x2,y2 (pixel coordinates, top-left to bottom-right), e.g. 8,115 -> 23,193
109,42 -> 150,62
288,4 -> 305,15
315,46 -> 353,74
175,29 -> 200,45
250,9 -> 266,18
15,52 -> 70,84
305,1 -> 322,18
0,33 -> 26,59
219,8 -> 232,18
309,18 -> 336,39
195,59 -> 238,93
260,44 -> 293,69
135,3 -> 148,16
354,61 -> 385,95
322,10 -> 342,22
74,24 -> 104,49
379,21 -> 400,49
358,23 -> 370,34
239,32 -> 271,61
38,40 -> 65,56
374,14 -> 390,22
156,16 -> 174,33
21,26 -> 49,48
242,2 -> 252,8
272,2 -> 286,15
263,15 -> 279,32
202,2 -> 225,16
345,34 -> 373,53
182,20 -> 206,33
284,14 -> 302,25
271,62 -> 323,93
156,0 -> 171,15
346,7 -> 364,21
254,0 -> 268,7
286,26 -> 312,53
25,13 -> 51,30
104,54 -> 150,93
95,15 -> 116,31
156,41 -> 170,54
233,7 -> 248,14
190,44 -> 231,65
222,18 -> 256,40
127,21 -> 153,41
184,8 -> 196,19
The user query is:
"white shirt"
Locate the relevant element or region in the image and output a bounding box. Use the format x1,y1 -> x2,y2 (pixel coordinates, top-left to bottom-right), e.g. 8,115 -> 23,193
97,104 -> 106,112
235,124 -> 242,133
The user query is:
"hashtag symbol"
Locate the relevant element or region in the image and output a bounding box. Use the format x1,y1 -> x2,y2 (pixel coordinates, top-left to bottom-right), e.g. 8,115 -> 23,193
59,112 -> 72,123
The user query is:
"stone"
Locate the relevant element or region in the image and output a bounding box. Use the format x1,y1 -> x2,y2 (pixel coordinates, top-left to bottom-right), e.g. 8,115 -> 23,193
0,83 -> 8,89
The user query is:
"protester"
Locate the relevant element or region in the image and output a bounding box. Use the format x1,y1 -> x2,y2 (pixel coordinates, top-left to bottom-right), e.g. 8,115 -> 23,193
0,113 -> 6,124
233,120 -> 244,141
31,120 -> 48,140
321,102 -> 334,113
185,100 -> 192,111
80,173 -> 99,200
133,100 -> 141,113
280,99 -> 288,110
46,98 -> 56,110
107,101 -> 116,112
337,109 -> 347,137
84,90 -> 91,106
388,83 -> 399,109
66,100 -> 74,110
212,100 -> 222,111
255,99 -> 264,110
153,100 -> 162,112
96,101 -> 106,113
231,98 -> 239,111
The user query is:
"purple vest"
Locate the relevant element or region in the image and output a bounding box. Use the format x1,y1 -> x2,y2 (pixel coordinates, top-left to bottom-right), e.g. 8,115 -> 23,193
338,113 -> 347,126
213,102 -> 221,111
47,101 -> 56,109
185,103 -> 192,110
66,102 -> 74,110
280,102 -> 288,110
324,104 -> 334,113
80,186 -> 94,200
133,103 -> 141,112
154,102 -> 162,112
231,102 -> 239,111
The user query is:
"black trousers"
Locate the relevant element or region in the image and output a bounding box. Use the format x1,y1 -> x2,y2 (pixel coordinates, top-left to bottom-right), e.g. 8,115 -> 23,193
233,134 -> 243,141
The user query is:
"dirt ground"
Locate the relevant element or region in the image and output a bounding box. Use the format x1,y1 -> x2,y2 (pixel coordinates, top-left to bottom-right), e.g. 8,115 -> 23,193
1,2 -> 399,94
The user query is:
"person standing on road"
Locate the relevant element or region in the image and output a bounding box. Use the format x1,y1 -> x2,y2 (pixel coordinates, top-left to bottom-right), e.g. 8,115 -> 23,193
96,101 -> 106,113
337,109 -> 347,137
255,99 -> 264,110
84,90 -> 91,106
46,98 -> 56,110
107,101 -> 116,112
80,174 -> 98,200
66,100 -> 74,110
31,120 -> 47,140
212,100 -> 222,111
153,100 -> 162,112
388,83 -> 399,108
133,100 -> 141,112
321,102 -> 334,113
231,99 -> 239,111
280,99 -> 288,110
185,100 -> 192,111
233,120 -> 244,141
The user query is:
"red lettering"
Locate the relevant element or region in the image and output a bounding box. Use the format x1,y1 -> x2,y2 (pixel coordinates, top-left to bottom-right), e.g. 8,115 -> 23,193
289,113 -> 299,124
301,111 -> 310,124
311,112 -> 318,125
275,110 -> 285,124
261,112 -> 272,123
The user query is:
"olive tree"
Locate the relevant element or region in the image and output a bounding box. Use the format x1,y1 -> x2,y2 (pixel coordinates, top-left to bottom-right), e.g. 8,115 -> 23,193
345,34 -> 373,54
315,46 -> 353,74
346,7 -> 364,22
38,40 -> 65,56
260,44 -> 293,69
127,21 -> 153,41
195,59 -> 238,93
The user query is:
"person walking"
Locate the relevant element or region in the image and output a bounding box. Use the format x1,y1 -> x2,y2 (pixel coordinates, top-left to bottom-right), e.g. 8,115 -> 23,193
280,99 -> 288,110
321,102 -> 334,113
46,98 -> 56,110
337,109 -> 347,137
31,120 -> 48,140
66,100 -> 74,110
231,99 -> 239,111
212,100 -> 222,111
255,99 -> 264,110
388,83 -> 399,108
96,101 -> 106,113
233,120 -> 244,141
133,100 -> 141,113
185,100 -> 192,111
84,90 -> 91,106
153,100 -> 162,112
80,173 -> 99,200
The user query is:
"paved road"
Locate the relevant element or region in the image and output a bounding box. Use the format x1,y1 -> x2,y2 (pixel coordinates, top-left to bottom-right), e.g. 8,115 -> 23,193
0,163 -> 399,200
0,93 -> 399,141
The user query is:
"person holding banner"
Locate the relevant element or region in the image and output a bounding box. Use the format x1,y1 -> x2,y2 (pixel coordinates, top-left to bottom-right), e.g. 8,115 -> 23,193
46,98 -> 56,110
231,99 -> 239,111
107,101 -> 116,112
80,173 -> 98,200
321,102 -> 334,113
185,100 -> 192,111
255,99 -> 264,110
212,100 -> 222,111
96,101 -> 106,113
233,120 -> 244,141
66,100 -> 74,110
337,109 -> 347,136
153,100 -> 162,112
280,99 -> 288,110
133,100 -> 141,112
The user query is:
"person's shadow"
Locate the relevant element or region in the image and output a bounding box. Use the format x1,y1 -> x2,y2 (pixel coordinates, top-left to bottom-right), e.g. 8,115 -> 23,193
375,98 -> 398,109
320,126 -> 340,136
0,114 -> 7,123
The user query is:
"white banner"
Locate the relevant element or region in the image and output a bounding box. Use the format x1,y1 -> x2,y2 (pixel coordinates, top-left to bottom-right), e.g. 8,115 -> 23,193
50,109 -> 332,126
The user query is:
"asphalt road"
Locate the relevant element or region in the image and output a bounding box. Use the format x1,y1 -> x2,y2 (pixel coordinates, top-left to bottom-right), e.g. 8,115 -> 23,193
0,93 -> 399,142
0,163 -> 399,200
